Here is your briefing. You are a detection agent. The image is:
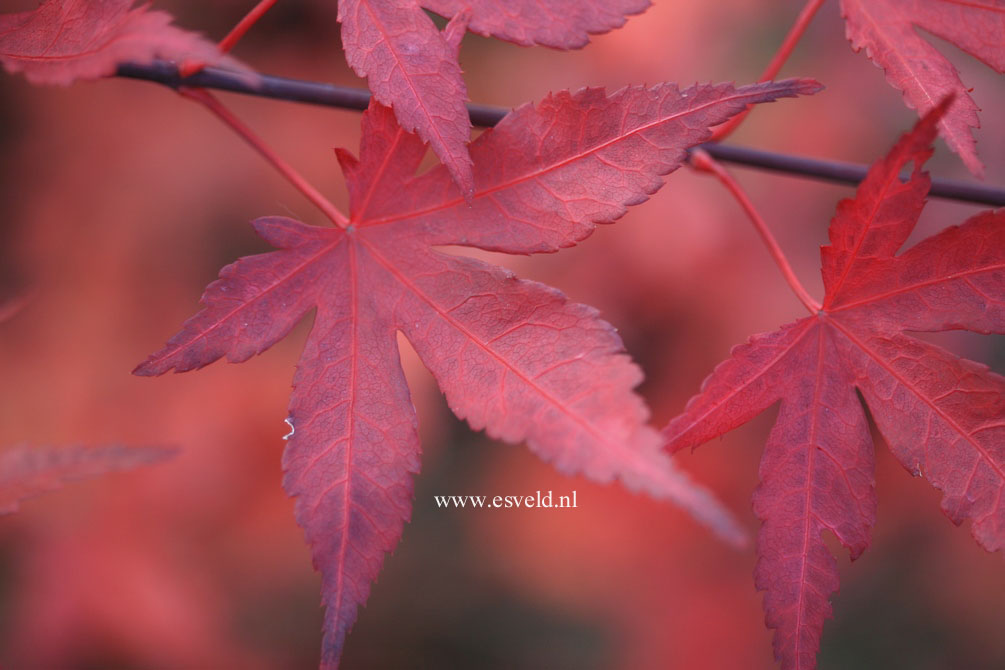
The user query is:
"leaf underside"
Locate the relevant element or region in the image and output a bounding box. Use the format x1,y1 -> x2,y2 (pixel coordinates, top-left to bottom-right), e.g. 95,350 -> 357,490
137,78 -> 820,668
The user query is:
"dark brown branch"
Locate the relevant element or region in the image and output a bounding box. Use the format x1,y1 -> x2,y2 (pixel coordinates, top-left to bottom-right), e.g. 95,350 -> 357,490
116,62 -> 1005,207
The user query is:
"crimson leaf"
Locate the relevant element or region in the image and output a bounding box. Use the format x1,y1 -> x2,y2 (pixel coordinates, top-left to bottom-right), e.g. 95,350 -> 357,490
137,78 -> 819,668
663,103 -> 1005,670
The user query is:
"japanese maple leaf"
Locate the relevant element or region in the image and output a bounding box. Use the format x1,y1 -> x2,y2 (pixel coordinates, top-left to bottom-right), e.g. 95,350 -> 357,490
338,0 -> 649,197
0,444 -> 176,514
136,78 -> 819,668
0,0 -> 245,86
840,0 -> 1004,177
663,103 -> 1004,670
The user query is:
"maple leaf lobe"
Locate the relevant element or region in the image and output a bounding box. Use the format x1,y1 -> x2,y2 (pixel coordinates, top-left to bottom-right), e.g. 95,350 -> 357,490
357,78 -> 821,254
338,0 -> 475,196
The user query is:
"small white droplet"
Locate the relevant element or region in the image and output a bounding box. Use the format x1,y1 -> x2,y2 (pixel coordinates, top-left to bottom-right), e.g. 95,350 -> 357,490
283,417 -> 295,440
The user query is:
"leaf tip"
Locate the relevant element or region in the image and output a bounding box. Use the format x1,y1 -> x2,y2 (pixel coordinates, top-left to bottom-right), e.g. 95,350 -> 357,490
132,353 -> 172,377
131,360 -> 158,377
787,77 -> 825,97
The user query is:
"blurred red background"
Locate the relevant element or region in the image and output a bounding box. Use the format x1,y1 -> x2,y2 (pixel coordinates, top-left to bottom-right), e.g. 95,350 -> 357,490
0,1 -> 1002,668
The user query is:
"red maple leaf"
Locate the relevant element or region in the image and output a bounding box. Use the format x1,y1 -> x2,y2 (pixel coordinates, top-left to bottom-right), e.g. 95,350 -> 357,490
663,103 -> 1005,670
337,0 -> 649,197
839,0 -> 1004,177
0,444 -> 177,514
136,78 -> 819,668
0,0 -> 245,86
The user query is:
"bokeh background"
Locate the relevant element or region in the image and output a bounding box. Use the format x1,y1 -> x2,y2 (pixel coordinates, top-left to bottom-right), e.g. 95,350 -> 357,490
1,1 -> 1003,668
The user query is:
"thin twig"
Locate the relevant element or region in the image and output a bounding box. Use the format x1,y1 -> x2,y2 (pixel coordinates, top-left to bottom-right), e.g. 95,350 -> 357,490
691,149 -> 822,314
180,0 -> 277,77
709,0 -> 826,141
219,0 -> 278,54
179,87 -> 349,228
115,62 -> 1005,207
